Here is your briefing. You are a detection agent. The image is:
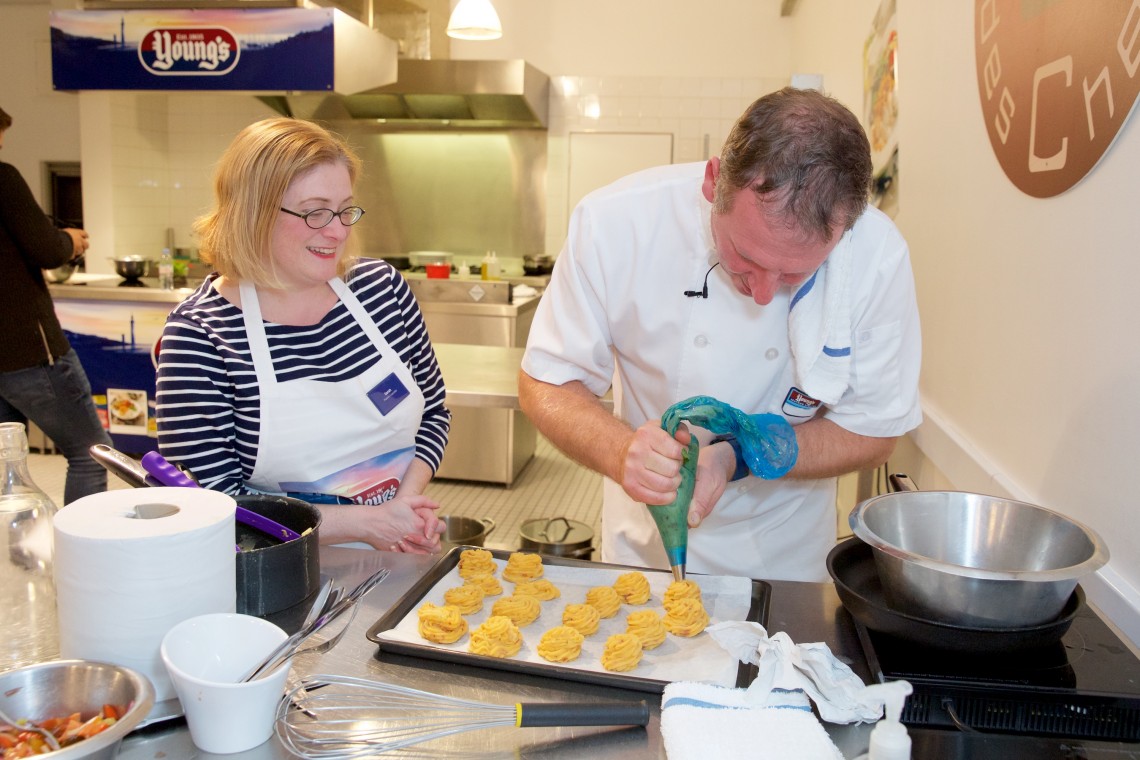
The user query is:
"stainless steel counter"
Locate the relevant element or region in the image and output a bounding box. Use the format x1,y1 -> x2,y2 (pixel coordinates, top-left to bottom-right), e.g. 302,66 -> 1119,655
116,548 -> 876,759
49,278 -> 199,304
421,296 -> 539,486
434,343 -> 526,410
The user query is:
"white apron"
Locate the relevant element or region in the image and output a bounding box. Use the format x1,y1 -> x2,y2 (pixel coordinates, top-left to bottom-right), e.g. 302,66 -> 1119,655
240,278 -> 425,509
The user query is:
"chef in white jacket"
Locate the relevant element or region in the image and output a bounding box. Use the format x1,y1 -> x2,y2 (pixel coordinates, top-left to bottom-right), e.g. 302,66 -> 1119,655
519,87 -> 922,582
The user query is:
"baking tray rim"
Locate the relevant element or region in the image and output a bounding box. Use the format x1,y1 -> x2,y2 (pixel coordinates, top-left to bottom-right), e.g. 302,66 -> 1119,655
365,546 -> 771,694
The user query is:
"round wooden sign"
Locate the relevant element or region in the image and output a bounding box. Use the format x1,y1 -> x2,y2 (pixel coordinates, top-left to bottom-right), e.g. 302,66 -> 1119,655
975,0 -> 1140,197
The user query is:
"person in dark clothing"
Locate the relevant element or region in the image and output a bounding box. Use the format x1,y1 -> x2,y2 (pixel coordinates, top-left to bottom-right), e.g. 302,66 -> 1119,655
0,106 -> 112,503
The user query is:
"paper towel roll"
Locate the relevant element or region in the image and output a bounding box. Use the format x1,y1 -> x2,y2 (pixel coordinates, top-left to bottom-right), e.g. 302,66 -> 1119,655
54,487 -> 236,702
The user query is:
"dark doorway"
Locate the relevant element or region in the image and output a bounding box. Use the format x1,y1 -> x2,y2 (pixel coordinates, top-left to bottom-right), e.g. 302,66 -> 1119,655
45,161 -> 82,228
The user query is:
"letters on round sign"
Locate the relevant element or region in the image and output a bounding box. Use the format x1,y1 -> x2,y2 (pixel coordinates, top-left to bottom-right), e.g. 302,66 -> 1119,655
975,0 -> 1140,197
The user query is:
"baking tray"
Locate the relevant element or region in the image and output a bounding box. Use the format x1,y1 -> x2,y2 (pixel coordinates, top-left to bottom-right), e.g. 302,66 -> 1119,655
367,547 -> 771,694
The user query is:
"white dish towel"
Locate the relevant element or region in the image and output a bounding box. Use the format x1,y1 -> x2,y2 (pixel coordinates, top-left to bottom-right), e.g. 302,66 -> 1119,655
787,232 -> 854,405
660,681 -> 844,760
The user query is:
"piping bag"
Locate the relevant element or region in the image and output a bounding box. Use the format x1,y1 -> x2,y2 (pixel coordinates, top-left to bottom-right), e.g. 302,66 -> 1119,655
655,396 -> 798,581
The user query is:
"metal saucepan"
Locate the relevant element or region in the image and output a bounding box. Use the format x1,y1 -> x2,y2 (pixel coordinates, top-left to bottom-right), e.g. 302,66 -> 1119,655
848,474 -> 1109,628
438,515 -> 495,552
826,536 -> 1081,653
518,516 -> 594,559
234,495 -> 322,617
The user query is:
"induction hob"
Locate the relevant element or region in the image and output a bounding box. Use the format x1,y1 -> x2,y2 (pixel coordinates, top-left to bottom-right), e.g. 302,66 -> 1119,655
856,602 -> 1140,743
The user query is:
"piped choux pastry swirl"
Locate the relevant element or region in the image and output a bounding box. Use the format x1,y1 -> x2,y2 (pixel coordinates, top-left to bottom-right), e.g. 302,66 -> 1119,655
458,548 -> 496,579
662,598 -> 709,637
585,586 -> 622,618
513,579 -> 561,601
468,615 -> 523,658
443,584 -> 485,615
490,594 -> 541,626
464,572 -> 503,596
625,609 -> 667,650
417,602 -> 468,644
663,579 -> 702,605
613,571 -> 651,605
502,552 -> 544,582
601,633 -> 644,672
537,625 -> 585,663
561,603 -> 601,636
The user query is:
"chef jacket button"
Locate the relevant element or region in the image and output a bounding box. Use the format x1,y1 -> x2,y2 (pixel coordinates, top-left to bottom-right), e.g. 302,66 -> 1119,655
694,335 -> 708,348
765,348 -> 779,360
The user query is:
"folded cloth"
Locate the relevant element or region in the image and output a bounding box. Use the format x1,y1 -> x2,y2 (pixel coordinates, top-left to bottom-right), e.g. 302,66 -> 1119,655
660,681 -> 844,760
787,231 -> 854,405
708,621 -> 882,724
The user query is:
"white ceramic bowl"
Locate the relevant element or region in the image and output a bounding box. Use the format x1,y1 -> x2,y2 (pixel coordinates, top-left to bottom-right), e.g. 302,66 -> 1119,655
160,613 -> 290,754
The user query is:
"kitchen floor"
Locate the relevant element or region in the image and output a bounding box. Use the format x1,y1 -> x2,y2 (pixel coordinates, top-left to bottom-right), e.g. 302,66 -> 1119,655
27,435 -> 605,554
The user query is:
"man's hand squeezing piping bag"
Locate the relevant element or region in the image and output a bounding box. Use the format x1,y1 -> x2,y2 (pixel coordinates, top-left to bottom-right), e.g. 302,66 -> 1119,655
652,396 -> 798,581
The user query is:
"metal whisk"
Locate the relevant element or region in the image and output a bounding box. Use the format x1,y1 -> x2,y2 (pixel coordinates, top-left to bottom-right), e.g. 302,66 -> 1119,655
275,674 -> 650,758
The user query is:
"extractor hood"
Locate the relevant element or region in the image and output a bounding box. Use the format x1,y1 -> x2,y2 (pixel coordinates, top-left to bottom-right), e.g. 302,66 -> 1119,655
272,59 -> 550,129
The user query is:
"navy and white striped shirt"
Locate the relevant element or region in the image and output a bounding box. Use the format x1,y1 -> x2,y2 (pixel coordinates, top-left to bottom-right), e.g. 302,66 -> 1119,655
155,259 -> 450,495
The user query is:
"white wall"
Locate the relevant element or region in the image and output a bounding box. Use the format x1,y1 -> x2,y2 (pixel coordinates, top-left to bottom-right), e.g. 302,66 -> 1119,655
792,0 -> 1140,645
0,3 -> 81,204
78,92 -> 274,272
449,0 -> 793,79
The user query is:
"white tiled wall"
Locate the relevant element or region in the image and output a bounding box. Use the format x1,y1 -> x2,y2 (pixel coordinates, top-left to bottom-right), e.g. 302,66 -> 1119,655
97,93 -> 276,261
543,74 -> 789,256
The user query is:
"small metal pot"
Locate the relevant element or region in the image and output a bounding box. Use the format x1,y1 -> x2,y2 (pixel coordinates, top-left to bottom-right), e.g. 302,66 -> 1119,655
519,516 -> 594,559
439,515 -> 495,551
849,474 -> 1109,628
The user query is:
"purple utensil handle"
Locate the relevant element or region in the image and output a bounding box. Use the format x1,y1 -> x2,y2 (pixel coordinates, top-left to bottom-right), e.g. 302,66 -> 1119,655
140,451 -> 302,542
140,451 -> 198,488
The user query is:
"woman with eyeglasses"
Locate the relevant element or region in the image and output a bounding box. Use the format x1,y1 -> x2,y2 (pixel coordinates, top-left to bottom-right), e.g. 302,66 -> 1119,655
155,118 -> 449,553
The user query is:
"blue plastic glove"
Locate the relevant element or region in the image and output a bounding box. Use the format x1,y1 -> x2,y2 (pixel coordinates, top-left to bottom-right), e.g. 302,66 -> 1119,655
660,395 -> 798,480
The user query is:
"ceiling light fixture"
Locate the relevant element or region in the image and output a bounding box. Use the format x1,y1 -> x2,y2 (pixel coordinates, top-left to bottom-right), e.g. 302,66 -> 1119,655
446,0 -> 503,41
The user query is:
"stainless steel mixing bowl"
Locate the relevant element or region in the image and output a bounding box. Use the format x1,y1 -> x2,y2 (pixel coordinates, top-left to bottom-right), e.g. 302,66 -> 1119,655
44,262 -> 77,283
0,659 -> 155,759
849,477 -> 1109,628
109,256 -> 150,280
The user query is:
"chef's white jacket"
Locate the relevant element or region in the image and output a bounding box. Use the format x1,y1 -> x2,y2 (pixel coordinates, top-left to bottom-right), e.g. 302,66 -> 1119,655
522,162 -> 922,582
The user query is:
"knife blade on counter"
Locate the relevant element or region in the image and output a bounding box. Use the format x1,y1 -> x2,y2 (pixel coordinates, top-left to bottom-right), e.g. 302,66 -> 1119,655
140,451 -> 303,542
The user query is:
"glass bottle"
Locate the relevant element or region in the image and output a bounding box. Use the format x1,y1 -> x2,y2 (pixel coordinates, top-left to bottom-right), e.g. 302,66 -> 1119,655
158,247 -> 175,290
0,422 -> 59,670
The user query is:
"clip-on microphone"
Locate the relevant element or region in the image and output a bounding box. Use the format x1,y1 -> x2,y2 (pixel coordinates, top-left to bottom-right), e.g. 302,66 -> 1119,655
684,262 -> 721,298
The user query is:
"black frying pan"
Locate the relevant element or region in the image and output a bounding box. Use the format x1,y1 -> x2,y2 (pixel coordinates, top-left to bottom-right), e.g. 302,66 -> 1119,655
827,536 -> 1082,653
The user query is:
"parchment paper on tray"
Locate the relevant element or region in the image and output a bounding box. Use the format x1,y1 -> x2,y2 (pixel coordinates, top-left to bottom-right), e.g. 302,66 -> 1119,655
374,558 -> 754,688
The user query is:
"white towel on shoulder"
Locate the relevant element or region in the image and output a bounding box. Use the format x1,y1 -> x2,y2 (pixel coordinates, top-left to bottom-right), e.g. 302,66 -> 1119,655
787,233 -> 854,405
660,681 -> 844,760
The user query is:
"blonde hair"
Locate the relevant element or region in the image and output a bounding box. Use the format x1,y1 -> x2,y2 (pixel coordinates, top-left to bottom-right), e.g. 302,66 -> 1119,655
194,118 -> 363,288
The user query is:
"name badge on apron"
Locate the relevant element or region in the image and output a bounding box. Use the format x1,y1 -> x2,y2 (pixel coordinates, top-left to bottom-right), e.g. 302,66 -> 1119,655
368,372 -> 410,416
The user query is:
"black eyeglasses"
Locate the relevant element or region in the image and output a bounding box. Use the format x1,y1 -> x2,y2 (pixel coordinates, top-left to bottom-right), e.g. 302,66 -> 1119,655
279,206 -> 366,229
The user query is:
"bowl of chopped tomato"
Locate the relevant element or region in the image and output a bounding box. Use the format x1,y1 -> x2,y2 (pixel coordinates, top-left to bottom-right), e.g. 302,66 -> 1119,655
0,659 -> 154,759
